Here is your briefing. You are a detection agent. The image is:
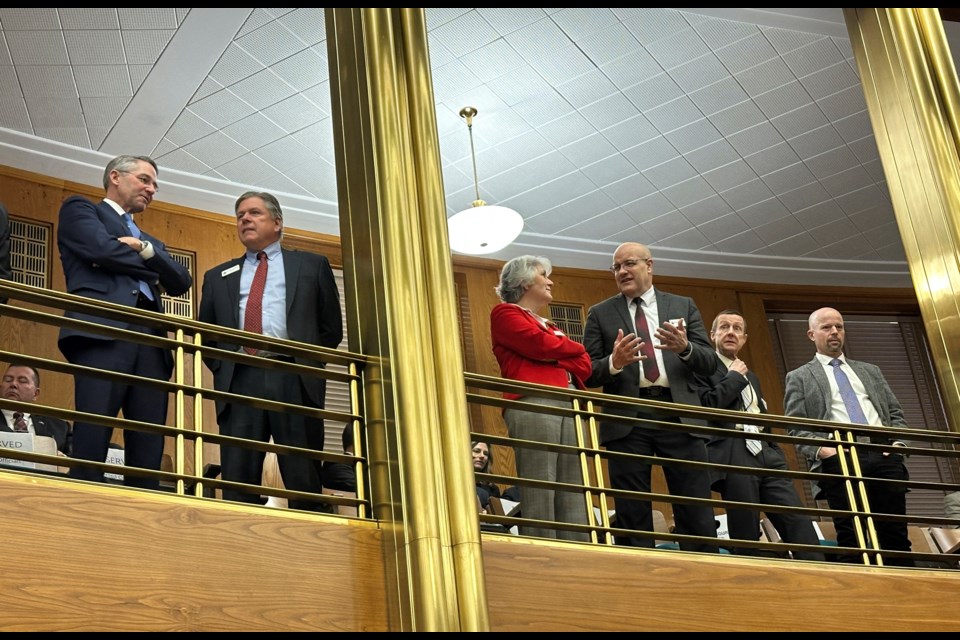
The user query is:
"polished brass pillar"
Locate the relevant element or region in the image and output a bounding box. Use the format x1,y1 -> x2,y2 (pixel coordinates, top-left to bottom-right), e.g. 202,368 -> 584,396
846,8 -> 960,431
325,8 -> 489,632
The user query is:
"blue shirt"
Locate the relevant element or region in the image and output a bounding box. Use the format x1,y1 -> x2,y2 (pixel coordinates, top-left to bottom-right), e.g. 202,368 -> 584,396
239,240 -> 287,340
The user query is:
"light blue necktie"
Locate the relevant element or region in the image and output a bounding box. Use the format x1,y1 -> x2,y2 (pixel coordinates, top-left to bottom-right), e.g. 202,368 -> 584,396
123,213 -> 154,301
829,358 -> 868,424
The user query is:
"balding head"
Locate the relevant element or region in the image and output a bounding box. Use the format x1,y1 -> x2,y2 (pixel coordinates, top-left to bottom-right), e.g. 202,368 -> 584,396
807,307 -> 845,357
611,242 -> 654,299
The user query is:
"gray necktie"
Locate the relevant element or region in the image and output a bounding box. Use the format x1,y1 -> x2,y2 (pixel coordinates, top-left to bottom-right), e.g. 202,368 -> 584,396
830,358 -> 868,424
123,213 -> 155,301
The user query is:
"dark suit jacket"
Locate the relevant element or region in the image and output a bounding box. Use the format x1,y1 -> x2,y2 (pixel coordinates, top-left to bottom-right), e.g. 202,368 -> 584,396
56,196 -> 193,370
197,247 -> 343,417
583,289 -> 716,444
2,413 -> 71,455
696,357 -> 775,477
784,356 -> 907,473
0,201 -> 11,304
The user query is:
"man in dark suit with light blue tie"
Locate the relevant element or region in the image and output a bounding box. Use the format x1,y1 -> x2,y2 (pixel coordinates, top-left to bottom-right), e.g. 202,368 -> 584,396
784,307 -> 913,566
57,155 -> 192,489
584,242 -> 718,551
198,191 -> 342,511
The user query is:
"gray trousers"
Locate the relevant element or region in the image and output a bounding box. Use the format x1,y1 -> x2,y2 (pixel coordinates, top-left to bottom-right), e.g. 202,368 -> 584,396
504,395 -> 589,541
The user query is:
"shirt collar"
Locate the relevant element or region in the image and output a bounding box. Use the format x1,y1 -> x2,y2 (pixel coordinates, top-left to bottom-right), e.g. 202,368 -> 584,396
815,352 -> 845,366
716,351 -> 734,369
632,286 -> 656,307
103,198 -> 126,216
246,240 -> 282,262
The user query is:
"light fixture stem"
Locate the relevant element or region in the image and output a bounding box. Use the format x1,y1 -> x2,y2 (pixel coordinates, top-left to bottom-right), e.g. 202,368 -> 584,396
467,120 -> 481,203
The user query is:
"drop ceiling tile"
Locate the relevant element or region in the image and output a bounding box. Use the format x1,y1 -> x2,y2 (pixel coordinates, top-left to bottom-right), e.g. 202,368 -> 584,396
770,102 -> 829,140
430,9 -> 499,57
120,29 -> 174,65
788,125 -> 844,160
255,137 -> 321,173
63,30 -> 124,65
807,217 -> 859,246
644,155 -> 697,190
832,111 -> 873,144
688,76 -> 749,116
799,62 -> 860,101
237,8 -> 275,38
513,88 -> 574,129
816,84 -> 867,120
0,33 -> 11,66
848,136 -> 881,165
623,72 -> 683,113
693,14 -> 757,50
669,53 -> 728,94
754,230 -> 819,256
623,136 -> 678,172
558,207 -> 635,239
183,131 -> 249,169
763,26 -> 821,56
486,150 -> 577,200
777,181 -> 831,214
645,26 -> 709,71
33,126 -> 90,147
752,214 -> 805,244
726,121 -> 783,156
153,137 -> 177,157
792,198 -> 844,230
698,211 -> 748,242
754,80 -> 813,121
863,221 -> 903,251
18,65 -> 77,98
118,8 -> 178,29
620,8 -> 689,46
207,43 -> 265,89
701,158 -> 758,193
525,189 -> 618,234
761,162 -> 817,197
501,171 -> 598,219
493,129 -> 554,167
645,96 -> 704,134
236,20 -> 308,68
664,118 -> 722,155
157,147 -> 214,175
79,96 -> 130,127
0,67 -> 20,96
285,159 -> 339,198
820,165 -> 874,198
660,225 -> 712,250
580,23 -> 642,66
862,157 -> 886,183
74,65 -> 133,97
485,64 -> 551,106
621,191 -> 676,223
680,193 -> 733,226
0,8 -> 59,30
720,179 -> 776,212
230,68 -> 296,110
87,126 -> 110,148
600,47 -> 662,87
260,92 -> 323,134
603,171 -> 657,207
708,100 -> 766,137
476,8 -> 546,36
804,145 -> 859,180
714,229 -> 766,254
685,139 -> 740,174
168,109 -> 218,146
277,7 -> 325,47
427,7 -> 472,30
558,132 -> 617,167
224,111 -> 289,152
506,18 -> 593,85
24,96 -> 83,127
582,154 -> 639,188
188,90 -> 255,129
269,47 -> 326,91
734,57 -> 795,96
874,242 -> 907,261
580,93 -> 641,131
782,37 -> 841,78
535,110 -> 595,148
661,175 -> 714,208
129,64 -> 152,92
737,196 -> 791,227
215,153 -> 281,186
604,222 -> 657,245
6,30 -> 68,65
743,141 -> 801,177
848,205 -> 894,233
556,69 -> 618,109
601,113 -> 659,151
552,7 -> 619,42
715,31 -> 778,75
835,184 -> 888,215
641,210 -> 694,242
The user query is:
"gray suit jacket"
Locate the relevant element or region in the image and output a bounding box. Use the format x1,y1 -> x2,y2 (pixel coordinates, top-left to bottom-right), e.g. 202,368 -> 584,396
583,289 -> 716,444
784,356 -> 906,474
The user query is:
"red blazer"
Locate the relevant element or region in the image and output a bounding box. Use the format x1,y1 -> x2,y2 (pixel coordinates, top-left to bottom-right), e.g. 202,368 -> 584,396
490,303 -> 592,400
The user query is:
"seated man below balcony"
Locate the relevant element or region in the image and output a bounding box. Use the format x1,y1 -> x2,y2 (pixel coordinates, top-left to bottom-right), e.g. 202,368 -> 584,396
1,363 -> 71,456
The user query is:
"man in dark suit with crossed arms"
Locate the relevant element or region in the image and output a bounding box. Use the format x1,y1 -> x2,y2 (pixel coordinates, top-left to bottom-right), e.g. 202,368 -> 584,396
198,191 -> 342,511
58,155 -> 192,489
584,242 -> 717,551
697,310 -> 823,560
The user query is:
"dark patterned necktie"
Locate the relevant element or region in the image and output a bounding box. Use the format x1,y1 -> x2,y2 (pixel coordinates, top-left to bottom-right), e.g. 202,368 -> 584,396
634,298 -> 660,383
243,251 -> 268,354
12,412 -> 28,432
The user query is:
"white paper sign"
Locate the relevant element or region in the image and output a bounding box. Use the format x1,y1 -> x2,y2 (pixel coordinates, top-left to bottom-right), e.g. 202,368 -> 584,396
104,447 -> 125,481
0,432 -> 35,469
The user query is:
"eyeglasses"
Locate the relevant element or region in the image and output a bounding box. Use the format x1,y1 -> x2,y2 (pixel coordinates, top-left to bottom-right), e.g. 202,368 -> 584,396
119,170 -> 159,191
609,258 -> 650,274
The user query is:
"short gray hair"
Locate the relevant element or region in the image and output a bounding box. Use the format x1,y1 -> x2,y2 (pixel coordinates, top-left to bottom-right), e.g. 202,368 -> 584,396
103,155 -> 157,190
495,255 -> 552,303
236,191 -> 284,238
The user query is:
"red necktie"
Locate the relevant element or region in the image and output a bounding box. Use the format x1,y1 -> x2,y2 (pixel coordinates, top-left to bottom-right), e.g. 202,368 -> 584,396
634,299 -> 661,383
12,412 -> 28,432
243,251 -> 268,355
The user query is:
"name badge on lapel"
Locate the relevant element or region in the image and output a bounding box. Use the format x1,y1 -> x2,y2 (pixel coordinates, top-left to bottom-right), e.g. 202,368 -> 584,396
221,264 -> 240,277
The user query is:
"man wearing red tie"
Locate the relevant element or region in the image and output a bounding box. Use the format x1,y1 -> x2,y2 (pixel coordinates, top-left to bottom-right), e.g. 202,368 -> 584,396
583,242 -> 718,551
785,307 -> 913,566
198,192 -> 342,511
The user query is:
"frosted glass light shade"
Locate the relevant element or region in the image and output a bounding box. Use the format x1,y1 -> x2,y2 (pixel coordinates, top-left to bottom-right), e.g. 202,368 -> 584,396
447,204 -> 524,255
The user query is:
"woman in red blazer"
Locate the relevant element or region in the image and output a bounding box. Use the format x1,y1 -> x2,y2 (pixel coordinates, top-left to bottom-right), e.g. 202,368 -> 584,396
491,255 -> 592,541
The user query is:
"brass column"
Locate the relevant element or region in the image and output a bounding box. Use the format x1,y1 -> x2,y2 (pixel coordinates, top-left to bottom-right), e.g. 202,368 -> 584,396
325,8 -> 489,632
846,8 -> 960,431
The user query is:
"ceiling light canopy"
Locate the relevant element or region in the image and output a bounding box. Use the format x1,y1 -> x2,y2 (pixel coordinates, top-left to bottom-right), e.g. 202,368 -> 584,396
447,106 -> 524,255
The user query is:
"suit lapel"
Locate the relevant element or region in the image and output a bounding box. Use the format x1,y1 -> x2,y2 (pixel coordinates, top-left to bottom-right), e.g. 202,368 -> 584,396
847,359 -> 881,419
613,293 -> 633,334
283,248 -> 301,315
226,256 -> 244,328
